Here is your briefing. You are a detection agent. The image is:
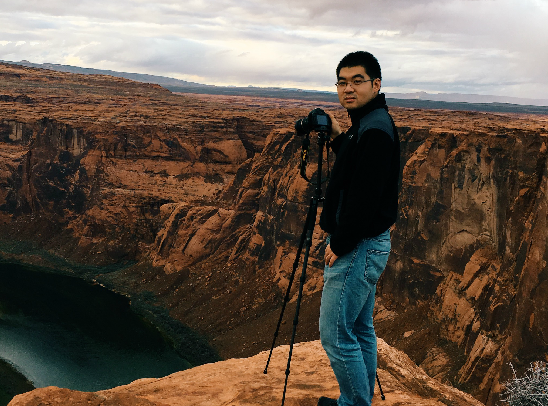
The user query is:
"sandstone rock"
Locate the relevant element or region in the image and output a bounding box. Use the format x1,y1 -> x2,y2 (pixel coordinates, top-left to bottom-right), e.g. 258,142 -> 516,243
8,339 -> 483,406
200,139 -> 248,164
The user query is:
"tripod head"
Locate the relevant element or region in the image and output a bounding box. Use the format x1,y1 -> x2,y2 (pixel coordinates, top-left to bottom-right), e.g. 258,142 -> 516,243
295,108 -> 331,185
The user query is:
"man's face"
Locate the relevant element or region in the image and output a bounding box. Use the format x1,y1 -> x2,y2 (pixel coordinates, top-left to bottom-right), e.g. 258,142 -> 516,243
337,66 -> 381,110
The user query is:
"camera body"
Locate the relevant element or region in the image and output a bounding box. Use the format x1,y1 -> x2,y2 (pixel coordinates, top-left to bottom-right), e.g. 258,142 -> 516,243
295,108 -> 331,135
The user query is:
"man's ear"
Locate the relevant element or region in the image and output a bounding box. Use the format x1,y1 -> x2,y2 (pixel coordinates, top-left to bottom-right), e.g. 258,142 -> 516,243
373,78 -> 381,93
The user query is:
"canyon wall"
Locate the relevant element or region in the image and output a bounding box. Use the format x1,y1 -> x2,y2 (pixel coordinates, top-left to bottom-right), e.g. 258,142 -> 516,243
375,112 -> 548,404
2,62 -> 548,405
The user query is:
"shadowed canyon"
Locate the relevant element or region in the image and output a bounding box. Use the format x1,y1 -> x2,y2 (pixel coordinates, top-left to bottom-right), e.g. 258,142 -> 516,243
1,62 -> 548,405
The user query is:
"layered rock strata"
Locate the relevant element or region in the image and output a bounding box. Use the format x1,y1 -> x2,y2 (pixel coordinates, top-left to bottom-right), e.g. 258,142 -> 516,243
375,111 -> 548,404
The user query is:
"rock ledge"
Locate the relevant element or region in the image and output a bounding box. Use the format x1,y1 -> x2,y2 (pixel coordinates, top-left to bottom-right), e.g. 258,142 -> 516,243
9,339 -> 483,406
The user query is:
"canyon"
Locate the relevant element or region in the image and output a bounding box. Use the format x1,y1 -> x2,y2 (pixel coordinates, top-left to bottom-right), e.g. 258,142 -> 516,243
1,62 -> 548,405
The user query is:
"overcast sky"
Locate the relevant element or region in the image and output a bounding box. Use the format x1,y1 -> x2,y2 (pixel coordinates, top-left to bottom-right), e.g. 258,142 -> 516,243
1,0 -> 547,99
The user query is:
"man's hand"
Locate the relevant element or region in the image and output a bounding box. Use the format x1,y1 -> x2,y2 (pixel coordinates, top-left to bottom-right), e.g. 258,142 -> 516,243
324,244 -> 339,267
326,111 -> 342,140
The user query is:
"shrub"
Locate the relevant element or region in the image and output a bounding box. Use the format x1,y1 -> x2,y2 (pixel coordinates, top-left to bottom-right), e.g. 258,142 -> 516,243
500,361 -> 548,406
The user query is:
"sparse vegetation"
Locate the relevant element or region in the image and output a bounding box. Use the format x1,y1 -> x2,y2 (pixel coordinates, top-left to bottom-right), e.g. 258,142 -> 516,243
500,362 -> 548,406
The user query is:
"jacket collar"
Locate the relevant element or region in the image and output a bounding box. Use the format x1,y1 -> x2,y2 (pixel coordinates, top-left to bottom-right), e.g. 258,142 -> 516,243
348,93 -> 388,126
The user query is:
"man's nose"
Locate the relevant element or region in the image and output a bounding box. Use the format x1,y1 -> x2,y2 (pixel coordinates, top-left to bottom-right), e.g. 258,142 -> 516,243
344,85 -> 354,93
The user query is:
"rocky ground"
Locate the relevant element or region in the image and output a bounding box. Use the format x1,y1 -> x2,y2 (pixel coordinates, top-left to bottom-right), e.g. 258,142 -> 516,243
8,339 -> 483,406
2,62 -> 548,405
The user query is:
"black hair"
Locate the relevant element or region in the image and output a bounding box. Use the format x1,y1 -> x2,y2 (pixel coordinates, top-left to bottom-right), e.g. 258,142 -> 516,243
336,51 -> 382,80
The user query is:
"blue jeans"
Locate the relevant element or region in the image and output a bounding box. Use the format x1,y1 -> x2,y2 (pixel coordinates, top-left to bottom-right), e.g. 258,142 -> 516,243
319,230 -> 391,406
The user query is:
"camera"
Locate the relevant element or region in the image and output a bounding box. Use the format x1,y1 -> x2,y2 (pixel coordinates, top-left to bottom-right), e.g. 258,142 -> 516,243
295,108 -> 331,135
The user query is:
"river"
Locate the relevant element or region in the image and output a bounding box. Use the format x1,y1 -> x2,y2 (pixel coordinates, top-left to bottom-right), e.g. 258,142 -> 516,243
0,262 -> 193,405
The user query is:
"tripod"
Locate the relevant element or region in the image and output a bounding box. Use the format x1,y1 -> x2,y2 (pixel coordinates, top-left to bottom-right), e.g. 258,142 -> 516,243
263,128 -> 386,405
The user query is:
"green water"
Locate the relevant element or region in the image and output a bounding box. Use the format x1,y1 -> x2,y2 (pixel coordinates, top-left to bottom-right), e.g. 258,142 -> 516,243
0,262 -> 195,405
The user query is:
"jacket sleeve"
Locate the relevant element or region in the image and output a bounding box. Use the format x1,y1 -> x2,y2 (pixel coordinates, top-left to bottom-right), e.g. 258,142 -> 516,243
328,128 -> 394,256
329,132 -> 346,154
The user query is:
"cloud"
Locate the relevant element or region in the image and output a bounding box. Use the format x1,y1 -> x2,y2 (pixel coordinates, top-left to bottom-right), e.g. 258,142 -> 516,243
1,0 -> 547,98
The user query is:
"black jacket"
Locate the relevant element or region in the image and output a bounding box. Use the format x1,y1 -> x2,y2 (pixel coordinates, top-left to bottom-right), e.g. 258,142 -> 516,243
319,94 -> 400,256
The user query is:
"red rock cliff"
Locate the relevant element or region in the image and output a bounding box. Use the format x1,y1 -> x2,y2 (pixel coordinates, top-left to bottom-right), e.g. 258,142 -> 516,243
377,110 -> 548,404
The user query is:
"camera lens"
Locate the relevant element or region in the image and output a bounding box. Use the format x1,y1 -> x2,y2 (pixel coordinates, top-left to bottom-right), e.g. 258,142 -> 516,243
295,117 -> 309,135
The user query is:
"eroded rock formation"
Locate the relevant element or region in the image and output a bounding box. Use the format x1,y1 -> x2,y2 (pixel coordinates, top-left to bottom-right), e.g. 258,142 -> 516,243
2,62 -> 548,405
375,113 -> 548,404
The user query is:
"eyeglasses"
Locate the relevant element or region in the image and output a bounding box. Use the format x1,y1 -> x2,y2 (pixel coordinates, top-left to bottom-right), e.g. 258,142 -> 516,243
335,78 -> 374,89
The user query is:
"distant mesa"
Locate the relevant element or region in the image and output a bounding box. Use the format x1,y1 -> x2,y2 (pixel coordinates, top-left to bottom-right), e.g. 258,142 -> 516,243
3,59 -> 548,112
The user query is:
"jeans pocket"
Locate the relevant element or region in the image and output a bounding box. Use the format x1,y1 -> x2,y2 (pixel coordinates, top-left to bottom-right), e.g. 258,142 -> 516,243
364,249 -> 389,284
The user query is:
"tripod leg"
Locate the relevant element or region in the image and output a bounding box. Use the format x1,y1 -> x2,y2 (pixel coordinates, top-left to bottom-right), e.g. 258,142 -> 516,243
264,201 -> 315,374
376,372 -> 386,400
281,227 -> 314,406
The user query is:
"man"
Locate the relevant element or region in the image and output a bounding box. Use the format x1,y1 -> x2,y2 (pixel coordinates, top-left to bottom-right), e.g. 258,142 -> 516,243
318,51 -> 400,406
